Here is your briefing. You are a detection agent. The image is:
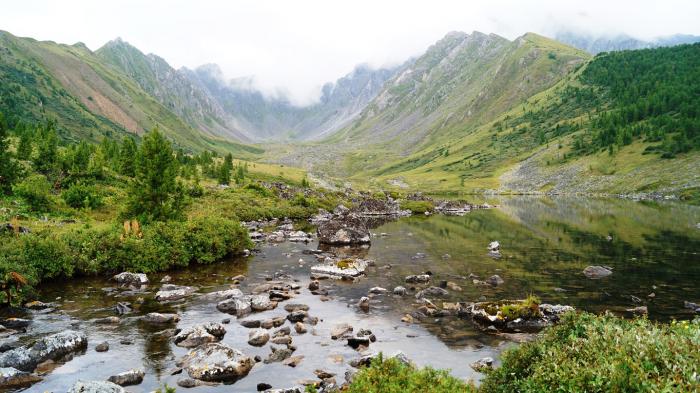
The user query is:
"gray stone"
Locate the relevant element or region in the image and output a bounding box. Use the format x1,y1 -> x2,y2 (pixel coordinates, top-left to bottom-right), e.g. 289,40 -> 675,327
264,347 -> 293,363
470,357 -> 494,372
405,275 -> 431,284
393,286 -> 407,296
68,380 -> 126,393
248,329 -> 270,347
0,367 -> 41,388
250,295 -> 275,311
95,342 -> 109,352
330,323 -> 353,339
141,313 -> 180,324
317,214 -> 370,245
178,343 -> 254,382
200,289 -> 244,301
486,275 -> 504,286
155,285 -> 197,302
283,304 -> 309,312
112,272 -> 148,286
174,323 -> 227,348
217,297 -> 252,317
107,369 -> 145,386
583,266 -> 613,279
415,286 -> 449,298
286,310 -> 308,323
0,330 -> 87,372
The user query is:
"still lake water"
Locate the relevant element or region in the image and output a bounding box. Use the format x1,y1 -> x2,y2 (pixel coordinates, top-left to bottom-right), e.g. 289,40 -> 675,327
12,196 -> 700,392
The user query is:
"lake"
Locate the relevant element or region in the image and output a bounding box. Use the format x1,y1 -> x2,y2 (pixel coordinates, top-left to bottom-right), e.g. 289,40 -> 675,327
13,196 -> 700,392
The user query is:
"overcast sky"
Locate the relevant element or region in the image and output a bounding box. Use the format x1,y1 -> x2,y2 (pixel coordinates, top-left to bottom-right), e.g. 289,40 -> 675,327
3,0 -> 699,105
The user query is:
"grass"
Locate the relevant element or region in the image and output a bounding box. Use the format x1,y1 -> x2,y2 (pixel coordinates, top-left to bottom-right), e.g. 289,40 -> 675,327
480,312 -> 700,393
348,313 -> 700,392
347,355 -> 476,393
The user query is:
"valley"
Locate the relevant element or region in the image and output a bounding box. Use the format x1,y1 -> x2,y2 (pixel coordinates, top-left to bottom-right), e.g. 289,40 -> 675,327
0,16 -> 699,393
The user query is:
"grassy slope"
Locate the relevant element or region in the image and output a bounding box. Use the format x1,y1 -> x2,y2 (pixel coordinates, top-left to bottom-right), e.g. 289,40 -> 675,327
348,39 -> 699,195
0,31 -> 261,158
332,33 -> 589,190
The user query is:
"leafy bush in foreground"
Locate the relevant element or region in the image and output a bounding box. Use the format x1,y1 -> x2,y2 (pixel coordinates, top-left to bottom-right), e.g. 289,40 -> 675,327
347,355 -> 475,393
0,216 -> 252,303
480,312 -> 700,393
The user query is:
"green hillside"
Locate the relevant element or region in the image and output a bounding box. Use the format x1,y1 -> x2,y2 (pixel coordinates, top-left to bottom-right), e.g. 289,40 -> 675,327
340,42 -> 700,196
0,31 -> 261,157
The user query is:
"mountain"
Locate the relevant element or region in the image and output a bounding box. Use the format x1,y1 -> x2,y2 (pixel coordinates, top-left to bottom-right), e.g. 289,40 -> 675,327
0,30 -> 258,155
95,38 -> 251,142
288,32 -> 589,176
187,62 -> 402,141
327,41 -> 700,195
555,31 -> 700,54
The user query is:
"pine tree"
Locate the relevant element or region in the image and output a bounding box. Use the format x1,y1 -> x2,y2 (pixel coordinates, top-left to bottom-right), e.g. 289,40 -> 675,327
118,137 -> 137,177
16,130 -> 33,160
34,122 -> 58,174
0,113 -> 20,194
217,153 -> 233,185
126,128 -> 184,222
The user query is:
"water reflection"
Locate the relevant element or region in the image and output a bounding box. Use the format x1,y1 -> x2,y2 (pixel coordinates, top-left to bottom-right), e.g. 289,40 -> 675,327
18,196 -> 700,392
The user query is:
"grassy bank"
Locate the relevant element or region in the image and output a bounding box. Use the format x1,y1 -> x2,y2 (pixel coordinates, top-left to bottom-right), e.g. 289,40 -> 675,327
348,312 -> 700,392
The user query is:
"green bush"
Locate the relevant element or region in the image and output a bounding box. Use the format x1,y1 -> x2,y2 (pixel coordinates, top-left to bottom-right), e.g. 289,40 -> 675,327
0,216 -> 252,299
400,200 -> 434,214
13,174 -> 53,212
480,312 -> 700,393
348,355 -> 475,393
62,182 -> 103,209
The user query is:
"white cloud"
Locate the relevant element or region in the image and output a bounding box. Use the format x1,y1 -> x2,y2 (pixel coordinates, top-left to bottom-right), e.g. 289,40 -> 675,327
2,0 -> 699,105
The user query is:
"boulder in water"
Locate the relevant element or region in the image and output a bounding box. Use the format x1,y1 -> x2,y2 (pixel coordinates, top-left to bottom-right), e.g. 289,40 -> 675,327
174,323 -> 227,348
583,266 -> 613,279
317,214 -> 370,245
155,285 -> 197,302
107,369 -> 145,386
112,272 -> 148,286
68,380 -> 126,393
217,297 -> 252,317
178,343 -> 254,382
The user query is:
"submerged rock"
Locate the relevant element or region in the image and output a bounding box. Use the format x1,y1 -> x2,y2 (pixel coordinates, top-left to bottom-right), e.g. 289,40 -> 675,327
583,266 -> 613,279
310,258 -> 369,279
393,286 -> 407,296
142,313 -> 180,325
405,274 -> 431,284
68,380 -> 126,393
264,347 -> 293,363
486,275 -> 504,286
200,289 -> 244,301
174,323 -> 227,348
0,367 -> 42,388
415,287 -> 448,298
178,343 -> 254,382
107,369 -> 145,386
0,330 -> 87,372
155,285 -> 197,302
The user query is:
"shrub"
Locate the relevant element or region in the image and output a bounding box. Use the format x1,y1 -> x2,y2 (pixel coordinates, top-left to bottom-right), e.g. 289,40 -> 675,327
480,312 -> 700,393
13,174 -> 53,212
348,355 -> 476,393
62,182 -> 103,209
400,200 -> 434,214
